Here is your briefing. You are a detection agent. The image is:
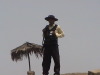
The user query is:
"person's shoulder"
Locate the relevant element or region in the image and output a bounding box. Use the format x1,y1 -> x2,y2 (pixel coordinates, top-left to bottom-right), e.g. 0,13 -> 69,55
55,24 -> 59,27
42,25 -> 49,32
43,25 -> 49,29
55,24 -> 61,28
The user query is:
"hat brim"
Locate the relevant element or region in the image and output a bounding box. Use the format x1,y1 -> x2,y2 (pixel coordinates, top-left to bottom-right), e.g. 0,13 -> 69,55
45,17 -> 58,21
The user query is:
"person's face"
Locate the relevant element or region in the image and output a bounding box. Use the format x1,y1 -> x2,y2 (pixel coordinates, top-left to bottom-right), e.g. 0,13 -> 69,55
48,19 -> 55,25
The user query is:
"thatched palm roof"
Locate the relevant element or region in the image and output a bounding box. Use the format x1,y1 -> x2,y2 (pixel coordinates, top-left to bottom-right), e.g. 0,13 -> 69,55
11,42 -> 43,61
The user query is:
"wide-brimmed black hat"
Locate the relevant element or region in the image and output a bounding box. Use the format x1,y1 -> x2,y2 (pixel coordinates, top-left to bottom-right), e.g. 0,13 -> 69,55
45,15 -> 58,21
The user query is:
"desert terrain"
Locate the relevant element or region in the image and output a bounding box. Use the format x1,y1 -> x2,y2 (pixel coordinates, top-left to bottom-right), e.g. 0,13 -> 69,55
62,73 -> 88,75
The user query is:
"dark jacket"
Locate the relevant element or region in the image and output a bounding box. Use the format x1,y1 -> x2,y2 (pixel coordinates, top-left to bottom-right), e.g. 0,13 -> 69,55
43,25 -> 58,46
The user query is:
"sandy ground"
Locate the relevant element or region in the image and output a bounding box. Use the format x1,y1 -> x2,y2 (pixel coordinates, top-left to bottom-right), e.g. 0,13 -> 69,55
61,73 -> 88,75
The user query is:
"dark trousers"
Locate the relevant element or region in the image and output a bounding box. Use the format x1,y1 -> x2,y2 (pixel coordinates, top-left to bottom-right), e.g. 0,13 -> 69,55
42,45 -> 60,75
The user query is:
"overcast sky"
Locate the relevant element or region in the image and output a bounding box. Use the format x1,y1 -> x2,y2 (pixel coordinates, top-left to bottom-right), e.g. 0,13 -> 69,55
0,0 -> 100,75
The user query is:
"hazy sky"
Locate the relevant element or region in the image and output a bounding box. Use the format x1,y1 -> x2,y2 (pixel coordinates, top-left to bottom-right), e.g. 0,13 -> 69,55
0,0 -> 100,75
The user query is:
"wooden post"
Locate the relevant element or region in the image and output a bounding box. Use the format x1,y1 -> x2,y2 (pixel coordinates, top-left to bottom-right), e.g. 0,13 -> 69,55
27,71 -> 35,75
28,54 -> 31,71
88,69 -> 100,75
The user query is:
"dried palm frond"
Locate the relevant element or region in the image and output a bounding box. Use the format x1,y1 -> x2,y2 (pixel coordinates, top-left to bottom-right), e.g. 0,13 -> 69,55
11,42 -> 43,61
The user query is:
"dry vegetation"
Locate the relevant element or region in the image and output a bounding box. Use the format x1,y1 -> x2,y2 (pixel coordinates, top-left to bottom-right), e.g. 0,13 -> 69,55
62,73 -> 88,75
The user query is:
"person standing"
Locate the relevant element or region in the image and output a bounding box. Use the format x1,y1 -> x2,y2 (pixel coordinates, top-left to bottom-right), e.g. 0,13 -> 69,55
42,15 -> 64,75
